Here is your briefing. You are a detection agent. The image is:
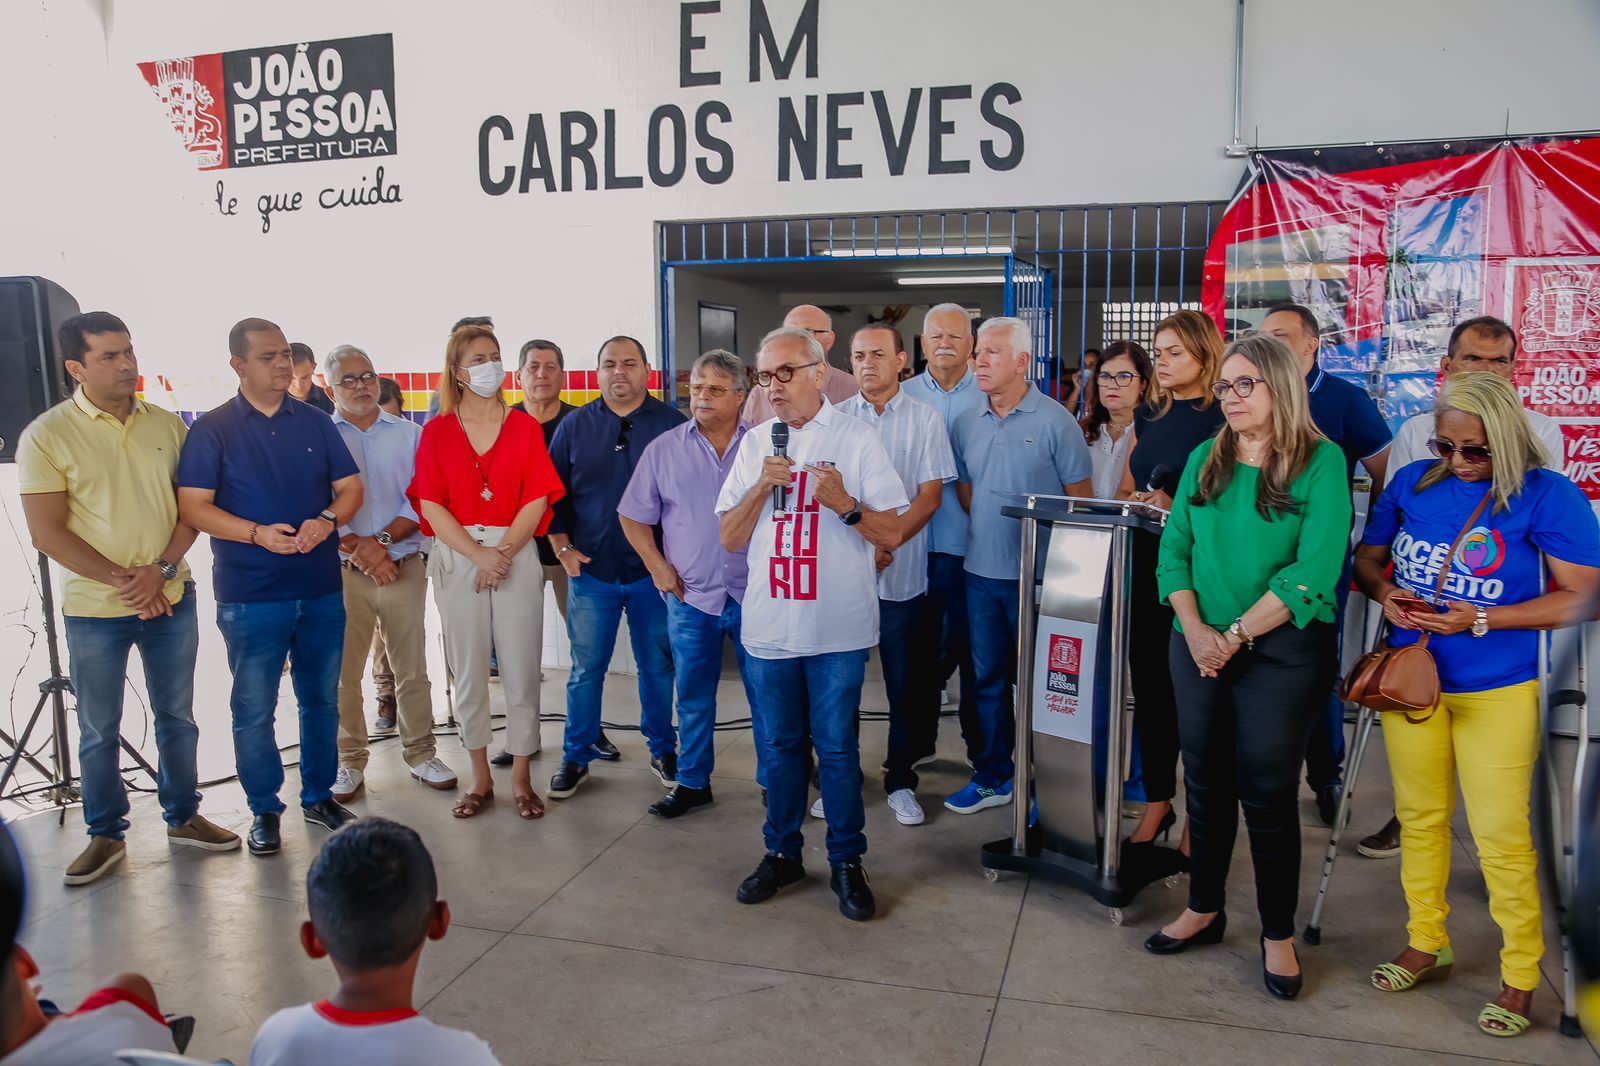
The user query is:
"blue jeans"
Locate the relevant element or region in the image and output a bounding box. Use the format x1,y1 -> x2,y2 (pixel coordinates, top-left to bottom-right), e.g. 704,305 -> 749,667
880,595 -> 939,793
216,592 -> 345,815
63,586 -> 200,840
966,573 -> 1019,788
664,595 -> 760,790
563,573 -> 675,765
745,650 -> 868,866
928,552 -> 980,758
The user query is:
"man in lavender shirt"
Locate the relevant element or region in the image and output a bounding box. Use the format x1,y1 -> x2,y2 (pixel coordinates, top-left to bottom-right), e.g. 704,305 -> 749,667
619,349 -> 759,818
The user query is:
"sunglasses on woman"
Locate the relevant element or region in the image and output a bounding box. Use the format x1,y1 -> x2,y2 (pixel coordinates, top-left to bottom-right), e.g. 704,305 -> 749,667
1427,438 -> 1492,464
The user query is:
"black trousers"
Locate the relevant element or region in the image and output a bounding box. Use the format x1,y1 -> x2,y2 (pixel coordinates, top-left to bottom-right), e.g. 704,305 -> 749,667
1130,530 -> 1180,803
1169,620 -> 1334,940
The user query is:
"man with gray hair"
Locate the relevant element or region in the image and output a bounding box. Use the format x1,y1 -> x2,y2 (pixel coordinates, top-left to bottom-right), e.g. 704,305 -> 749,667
741,304 -> 859,426
946,317 -> 1093,815
904,302 -> 986,761
618,349 -> 760,818
717,326 -> 909,921
325,344 -> 456,801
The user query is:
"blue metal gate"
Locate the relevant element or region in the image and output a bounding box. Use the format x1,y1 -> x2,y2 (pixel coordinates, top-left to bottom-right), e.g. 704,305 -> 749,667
658,203 -> 1222,407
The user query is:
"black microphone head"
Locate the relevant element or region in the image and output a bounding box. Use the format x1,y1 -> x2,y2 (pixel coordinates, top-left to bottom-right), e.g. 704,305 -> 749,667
771,422 -> 789,448
1146,463 -> 1171,492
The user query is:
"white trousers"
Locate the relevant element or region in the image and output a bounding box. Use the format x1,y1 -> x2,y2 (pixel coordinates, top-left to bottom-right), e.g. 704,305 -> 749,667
429,525 -> 544,755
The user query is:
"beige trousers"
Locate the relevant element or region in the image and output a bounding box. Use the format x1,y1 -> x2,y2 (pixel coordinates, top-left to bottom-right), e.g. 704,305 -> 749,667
337,555 -> 435,770
431,527 -> 544,756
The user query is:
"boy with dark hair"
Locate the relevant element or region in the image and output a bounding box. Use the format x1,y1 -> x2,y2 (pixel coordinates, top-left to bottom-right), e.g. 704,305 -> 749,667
249,818 -> 502,1065
0,819 -> 176,1062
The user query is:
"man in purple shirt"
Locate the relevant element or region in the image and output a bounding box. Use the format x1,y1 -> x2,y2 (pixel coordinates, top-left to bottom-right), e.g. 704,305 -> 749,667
619,350 -> 758,818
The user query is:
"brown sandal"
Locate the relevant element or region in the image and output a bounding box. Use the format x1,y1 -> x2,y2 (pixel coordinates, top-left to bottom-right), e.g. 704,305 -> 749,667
452,789 -> 494,819
515,791 -> 545,819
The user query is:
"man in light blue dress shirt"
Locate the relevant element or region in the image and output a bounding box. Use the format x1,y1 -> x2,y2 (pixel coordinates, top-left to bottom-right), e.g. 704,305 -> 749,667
326,345 -> 456,802
904,303 -> 987,761
840,324 -> 957,829
947,317 -> 1093,815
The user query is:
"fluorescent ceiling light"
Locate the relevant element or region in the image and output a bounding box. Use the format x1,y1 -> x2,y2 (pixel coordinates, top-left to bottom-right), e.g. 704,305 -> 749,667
821,245 -> 1012,258
896,274 -> 1040,287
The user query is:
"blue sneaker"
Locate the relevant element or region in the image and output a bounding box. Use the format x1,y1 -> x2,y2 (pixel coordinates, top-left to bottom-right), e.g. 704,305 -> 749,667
944,778 -> 1014,814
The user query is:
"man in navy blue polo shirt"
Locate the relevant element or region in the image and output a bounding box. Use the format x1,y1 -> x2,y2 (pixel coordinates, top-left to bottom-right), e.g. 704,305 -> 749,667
545,336 -> 686,801
1260,302 -> 1393,824
177,317 -> 364,857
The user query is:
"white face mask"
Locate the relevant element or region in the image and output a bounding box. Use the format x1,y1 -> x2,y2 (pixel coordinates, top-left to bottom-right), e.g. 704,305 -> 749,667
462,360 -> 503,398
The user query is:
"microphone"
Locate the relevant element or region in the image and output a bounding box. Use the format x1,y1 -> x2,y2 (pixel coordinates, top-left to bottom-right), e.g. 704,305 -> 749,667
1145,463 -> 1171,496
771,422 -> 790,514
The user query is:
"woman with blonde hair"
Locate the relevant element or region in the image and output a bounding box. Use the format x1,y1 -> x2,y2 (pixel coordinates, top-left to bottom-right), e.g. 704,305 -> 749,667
409,324 -> 565,820
1117,309 -> 1226,849
1143,334 -> 1351,1002
1356,372 -> 1600,1036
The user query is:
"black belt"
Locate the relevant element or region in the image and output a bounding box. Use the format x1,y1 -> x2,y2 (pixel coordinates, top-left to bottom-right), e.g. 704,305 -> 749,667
343,551 -> 420,572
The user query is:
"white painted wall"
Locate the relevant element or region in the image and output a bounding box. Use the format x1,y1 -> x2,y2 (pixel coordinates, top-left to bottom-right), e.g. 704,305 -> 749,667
2,0 -> 1595,390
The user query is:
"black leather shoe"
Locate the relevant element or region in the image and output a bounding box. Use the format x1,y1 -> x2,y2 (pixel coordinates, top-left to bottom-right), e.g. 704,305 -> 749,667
649,785 -> 712,819
302,799 -> 357,831
247,813 -> 281,856
590,731 -> 622,761
490,749 -> 514,768
736,853 -> 805,904
831,862 -> 876,921
1144,911 -> 1227,955
1315,782 -> 1344,827
650,752 -> 678,787
1262,938 -> 1303,1000
549,761 -> 588,799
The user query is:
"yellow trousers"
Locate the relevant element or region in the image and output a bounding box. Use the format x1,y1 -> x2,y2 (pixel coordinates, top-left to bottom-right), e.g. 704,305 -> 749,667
1385,680 -> 1543,990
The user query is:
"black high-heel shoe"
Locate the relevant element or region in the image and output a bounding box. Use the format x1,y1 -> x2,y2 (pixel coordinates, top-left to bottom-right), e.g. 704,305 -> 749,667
1124,805 -> 1177,848
1143,910 -> 1226,955
1261,937 -> 1303,1000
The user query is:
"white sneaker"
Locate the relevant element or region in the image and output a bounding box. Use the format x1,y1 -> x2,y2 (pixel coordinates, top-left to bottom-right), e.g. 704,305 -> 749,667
410,757 -> 459,791
332,767 -> 363,802
809,796 -> 826,819
887,788 -> 925,826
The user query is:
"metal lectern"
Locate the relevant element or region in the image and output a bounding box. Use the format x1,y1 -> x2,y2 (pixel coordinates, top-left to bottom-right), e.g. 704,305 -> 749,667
980,495 -> 1186,923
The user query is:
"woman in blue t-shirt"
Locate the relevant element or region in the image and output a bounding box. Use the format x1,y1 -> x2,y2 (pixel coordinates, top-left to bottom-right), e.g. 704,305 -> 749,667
1355,372 -> 1600,1038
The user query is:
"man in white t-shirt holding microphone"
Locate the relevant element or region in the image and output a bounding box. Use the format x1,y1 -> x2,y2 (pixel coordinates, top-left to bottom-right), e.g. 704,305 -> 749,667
1357,314 -> 1566,858
717,326 -> 909,922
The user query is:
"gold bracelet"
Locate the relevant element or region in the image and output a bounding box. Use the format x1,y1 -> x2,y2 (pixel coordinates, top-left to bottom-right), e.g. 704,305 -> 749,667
248,523 -> 258,544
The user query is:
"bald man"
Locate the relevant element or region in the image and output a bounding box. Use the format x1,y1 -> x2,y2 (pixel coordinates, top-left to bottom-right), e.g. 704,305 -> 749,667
741,305 -> 859,426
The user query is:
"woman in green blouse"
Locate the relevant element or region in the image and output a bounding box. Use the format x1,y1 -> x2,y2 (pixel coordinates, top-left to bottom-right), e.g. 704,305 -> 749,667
1142,334 -> 1352,1001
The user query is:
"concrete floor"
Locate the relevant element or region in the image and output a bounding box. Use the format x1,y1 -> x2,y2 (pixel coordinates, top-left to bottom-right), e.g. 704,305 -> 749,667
8,668 -> 1600,1065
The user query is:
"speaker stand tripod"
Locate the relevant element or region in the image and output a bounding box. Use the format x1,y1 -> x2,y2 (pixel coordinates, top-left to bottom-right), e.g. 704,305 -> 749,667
0,552 -> 159,825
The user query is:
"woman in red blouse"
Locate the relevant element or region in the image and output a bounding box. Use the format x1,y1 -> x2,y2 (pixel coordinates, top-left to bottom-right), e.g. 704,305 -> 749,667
410,324 -> 565,819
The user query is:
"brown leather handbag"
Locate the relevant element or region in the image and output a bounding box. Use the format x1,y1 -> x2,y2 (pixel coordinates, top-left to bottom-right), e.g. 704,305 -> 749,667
1340,492 -> 1491,723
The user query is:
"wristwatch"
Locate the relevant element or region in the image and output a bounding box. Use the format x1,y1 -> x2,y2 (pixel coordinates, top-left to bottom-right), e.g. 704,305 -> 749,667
376,531 -> 394,548
1471,606 -> 1489,637
157,559 -> 178,581
839,498 -> 863,527
318,508 -> 338,524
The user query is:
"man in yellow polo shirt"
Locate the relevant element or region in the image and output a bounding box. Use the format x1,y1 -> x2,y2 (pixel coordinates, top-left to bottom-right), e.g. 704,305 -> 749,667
17,311 -> 239,886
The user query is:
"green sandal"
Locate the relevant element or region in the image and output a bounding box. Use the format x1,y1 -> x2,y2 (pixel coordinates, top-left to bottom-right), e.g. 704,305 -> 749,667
1370,945 -> 1454,992
1478,998 -> 1532,1037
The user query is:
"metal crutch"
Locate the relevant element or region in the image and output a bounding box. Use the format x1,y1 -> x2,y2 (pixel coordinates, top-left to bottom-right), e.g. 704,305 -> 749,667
1304,596 -> 1384,945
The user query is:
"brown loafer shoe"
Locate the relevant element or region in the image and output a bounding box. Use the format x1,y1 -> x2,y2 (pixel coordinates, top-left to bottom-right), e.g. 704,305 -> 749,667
65,837 -> 125,886
167,815 -> 242,852
1358,815 -> 1402,858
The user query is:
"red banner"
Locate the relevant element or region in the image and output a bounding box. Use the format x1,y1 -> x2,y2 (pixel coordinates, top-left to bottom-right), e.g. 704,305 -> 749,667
1201,137 -> 1600,498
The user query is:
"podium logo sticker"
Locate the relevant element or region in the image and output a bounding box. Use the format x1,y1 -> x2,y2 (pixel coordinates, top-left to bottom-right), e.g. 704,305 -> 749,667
1044,633 -> 1082,715
139,34 -> 398,171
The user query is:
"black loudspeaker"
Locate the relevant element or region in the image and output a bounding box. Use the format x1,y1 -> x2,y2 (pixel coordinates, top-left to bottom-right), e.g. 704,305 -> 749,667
0,277 -> 79,462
